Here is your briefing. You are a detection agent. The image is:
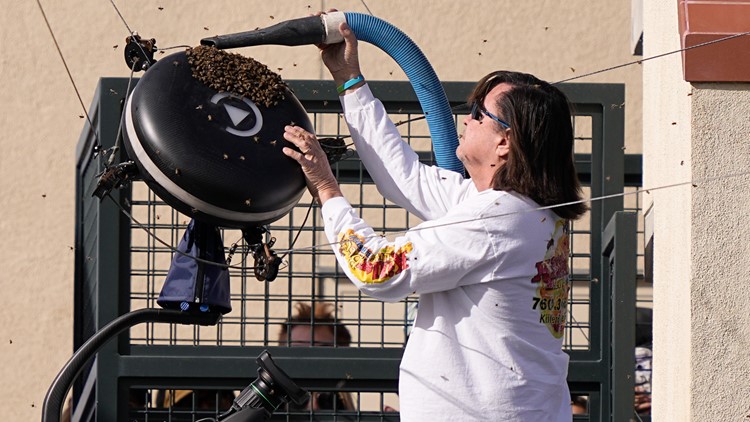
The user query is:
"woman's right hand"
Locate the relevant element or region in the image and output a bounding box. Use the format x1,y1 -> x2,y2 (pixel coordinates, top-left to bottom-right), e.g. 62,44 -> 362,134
282,125 -> 343,204
315,10 -> 363,86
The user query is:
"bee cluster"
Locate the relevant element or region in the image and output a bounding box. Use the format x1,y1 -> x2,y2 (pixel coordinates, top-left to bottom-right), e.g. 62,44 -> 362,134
186,45 -> 287,108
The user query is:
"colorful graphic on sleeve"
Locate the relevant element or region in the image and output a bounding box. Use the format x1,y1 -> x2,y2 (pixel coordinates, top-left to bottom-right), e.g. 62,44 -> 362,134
530,220 -> 571,338
338,229 -> 413,284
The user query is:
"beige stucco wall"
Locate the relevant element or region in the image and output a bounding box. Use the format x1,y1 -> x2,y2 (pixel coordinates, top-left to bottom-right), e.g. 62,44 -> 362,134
690,85 -> 750,420
0,0 -> 640,419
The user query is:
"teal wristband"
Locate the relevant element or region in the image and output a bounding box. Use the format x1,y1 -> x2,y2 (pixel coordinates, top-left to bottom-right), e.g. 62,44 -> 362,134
337,75 -> 365,94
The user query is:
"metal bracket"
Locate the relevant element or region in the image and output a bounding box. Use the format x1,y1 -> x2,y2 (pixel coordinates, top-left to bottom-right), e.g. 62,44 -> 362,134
243,227 -> 281,282
252,237 -> 280,282
93,161 -> 139,199
124,34 -> 157,71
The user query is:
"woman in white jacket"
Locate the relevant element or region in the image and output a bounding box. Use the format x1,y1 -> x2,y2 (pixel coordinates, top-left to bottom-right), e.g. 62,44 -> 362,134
282,19 -> 587,422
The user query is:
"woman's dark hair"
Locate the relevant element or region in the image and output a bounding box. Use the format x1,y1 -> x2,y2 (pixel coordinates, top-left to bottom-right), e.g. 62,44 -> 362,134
468,71 -> 587,220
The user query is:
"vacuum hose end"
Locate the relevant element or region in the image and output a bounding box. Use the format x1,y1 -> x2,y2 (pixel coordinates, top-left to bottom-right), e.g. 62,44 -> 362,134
200,15 -> 331,49
199,38 -> 217,47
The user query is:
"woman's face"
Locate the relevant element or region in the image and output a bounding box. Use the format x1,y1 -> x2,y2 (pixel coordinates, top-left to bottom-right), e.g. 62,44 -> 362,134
458,83 -> 512,183
288,325 -> 336,347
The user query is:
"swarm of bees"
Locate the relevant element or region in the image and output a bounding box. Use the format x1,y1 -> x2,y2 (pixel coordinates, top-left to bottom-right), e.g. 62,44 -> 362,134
186,45 -> 287,108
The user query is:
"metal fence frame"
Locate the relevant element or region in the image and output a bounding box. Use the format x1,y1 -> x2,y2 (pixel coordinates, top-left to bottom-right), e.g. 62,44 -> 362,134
73,78 -> 638,421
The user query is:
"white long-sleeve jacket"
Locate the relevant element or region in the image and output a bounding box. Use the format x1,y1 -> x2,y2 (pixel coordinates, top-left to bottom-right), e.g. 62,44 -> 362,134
321,85 -> 572,421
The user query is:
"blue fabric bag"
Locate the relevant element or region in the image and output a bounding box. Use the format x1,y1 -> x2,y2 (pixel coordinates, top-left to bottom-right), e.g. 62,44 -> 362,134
157,219 -> 232,314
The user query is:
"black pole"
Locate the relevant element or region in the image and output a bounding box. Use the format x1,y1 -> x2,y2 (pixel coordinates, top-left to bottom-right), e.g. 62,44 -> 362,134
42,308 -> 221,422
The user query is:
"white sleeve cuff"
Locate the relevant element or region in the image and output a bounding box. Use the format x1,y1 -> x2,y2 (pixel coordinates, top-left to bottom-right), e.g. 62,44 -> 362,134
339,83 -> 376,113
321,196 -> 353,222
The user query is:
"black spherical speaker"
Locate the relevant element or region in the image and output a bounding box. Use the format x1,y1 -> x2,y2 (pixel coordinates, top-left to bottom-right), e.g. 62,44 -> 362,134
123,49 -> 312,228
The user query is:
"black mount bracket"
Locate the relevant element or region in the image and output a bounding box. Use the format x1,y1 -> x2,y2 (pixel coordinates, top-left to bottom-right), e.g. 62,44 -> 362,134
124,34 -> 157,71
92,161 -> 139,199
243,226 -> 281,282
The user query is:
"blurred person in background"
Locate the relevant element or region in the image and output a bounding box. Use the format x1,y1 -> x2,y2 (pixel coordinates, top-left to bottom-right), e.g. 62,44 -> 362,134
278,302 -> 355,411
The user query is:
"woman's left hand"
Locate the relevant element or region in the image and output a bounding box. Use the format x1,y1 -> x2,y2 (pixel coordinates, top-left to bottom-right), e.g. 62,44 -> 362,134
282,125 -> 343,204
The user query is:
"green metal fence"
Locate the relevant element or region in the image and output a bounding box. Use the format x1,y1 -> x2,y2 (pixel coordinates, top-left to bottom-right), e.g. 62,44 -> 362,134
73,78 -> 642,421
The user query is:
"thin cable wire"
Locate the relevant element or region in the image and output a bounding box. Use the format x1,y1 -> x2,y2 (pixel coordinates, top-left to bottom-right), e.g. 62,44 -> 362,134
553,30 -> 750,84
157,44 -> 193,51
108,190 -> 314,272
106,193 -> 262,271
279,201 -> 315,261
107,0 -> 156,73
35,0 -> 101,149
108,0 -> 134,34
365,30 -> 750,130
336,103 -> 470,141
359,0 -> 374,15
106,63 -> 136,166
275,169 -> 750,255
568,312 -> 590,343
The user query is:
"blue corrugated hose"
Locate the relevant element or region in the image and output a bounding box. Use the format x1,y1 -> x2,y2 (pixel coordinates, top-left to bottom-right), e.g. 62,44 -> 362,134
344,12 -> 464,175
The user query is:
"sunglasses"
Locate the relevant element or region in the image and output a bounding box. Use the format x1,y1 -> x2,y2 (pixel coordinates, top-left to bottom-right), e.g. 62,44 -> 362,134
470,102 -> 511,129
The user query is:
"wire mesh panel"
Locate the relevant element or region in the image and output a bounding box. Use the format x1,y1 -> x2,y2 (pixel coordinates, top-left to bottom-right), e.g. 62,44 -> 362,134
75,78 -> 637,421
